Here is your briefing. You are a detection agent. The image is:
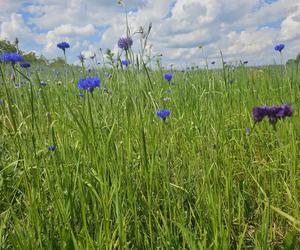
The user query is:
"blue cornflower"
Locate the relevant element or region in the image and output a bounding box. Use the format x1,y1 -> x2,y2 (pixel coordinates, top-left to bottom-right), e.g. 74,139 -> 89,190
164,73 -> 173,82
48,146 -> 56,152
246,128 -> 250,135
118,37 -> 133,50
1,52 -> 24,64
156,109 -> 171,120
78,76 -> 101,91
274,44 -> 285,52
122,59 -> 129,67
20,62 -> 31,68
57,42 -> 70,51
79,93 -> 84,97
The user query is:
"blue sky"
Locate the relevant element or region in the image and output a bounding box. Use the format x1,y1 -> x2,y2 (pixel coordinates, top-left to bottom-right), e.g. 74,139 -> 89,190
0,0 -> 299,67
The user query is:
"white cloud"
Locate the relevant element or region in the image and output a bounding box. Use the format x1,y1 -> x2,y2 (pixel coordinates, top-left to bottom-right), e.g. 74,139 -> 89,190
280,7 -> 300,41
0,0 -> 300,66
0,13 -> 33,41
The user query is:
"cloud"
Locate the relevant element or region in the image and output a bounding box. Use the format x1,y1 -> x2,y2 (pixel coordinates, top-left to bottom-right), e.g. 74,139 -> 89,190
0,0 -> 300,67
0,13 -> 33,41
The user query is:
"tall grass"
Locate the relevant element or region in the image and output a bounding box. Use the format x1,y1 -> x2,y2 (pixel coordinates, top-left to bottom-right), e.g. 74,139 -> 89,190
0,63 -> 299,249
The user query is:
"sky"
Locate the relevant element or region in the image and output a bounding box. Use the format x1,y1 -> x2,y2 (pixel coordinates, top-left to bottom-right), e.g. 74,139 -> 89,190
0,0 -> 299,68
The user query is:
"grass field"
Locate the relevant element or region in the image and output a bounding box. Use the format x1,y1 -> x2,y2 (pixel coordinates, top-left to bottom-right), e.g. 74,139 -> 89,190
0,62 -> 300,248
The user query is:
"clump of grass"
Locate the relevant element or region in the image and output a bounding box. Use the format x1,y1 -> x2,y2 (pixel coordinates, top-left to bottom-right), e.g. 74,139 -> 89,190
0,59 -> 299,249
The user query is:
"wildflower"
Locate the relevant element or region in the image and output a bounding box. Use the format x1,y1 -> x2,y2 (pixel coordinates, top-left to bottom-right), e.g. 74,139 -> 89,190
267,104 -> 293,124
20,62 -> 31,68
164,73 -> 173,82
165,89 -> 172,93
163,97 -> 171,102
78,53 -> 85,63
48,146 -> 56,152
246,128 -> 250,135
40,81 -> 46,87
274,44 -> 285,52
252,104 -> 293,124
78,76 -> 101,91
1,52 -> 24,64
252,106 -> 270,123
79,93 -> 84,97
118,37 -> 133,50
57,42 -> 70,51
156,109 -> 171,120
122,59 -> 129,67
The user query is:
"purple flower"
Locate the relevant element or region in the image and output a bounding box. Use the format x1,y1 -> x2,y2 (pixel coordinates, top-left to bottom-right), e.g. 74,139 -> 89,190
78,76 -> 101,91
164,73 -> 173,82
20,62 -> 31,68
274,44 -> 285,52
118,37 -> 133,50
57,42 -> 70,51
121,59 -> 129,66
252,104 -> 293,124
156,109 -> 171,120
252,106 -> 270,123
246,128 -> 250,135
48,146 -> 56,152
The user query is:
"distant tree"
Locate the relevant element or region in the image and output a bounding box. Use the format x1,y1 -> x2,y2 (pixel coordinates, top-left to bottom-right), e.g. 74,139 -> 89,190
23,51 -> 38,63
38,55 -> 49,65
0,39 -> 17,53
286,59 -> 296,66
49,57 -> 66,67
295,53 -> 300,73
287,52 -> 300,73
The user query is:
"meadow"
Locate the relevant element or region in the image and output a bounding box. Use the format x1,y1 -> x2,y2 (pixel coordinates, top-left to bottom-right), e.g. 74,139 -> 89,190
0,50 -> 300,249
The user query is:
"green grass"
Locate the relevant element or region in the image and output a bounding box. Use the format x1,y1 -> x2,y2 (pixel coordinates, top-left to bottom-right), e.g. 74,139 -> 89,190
0,63 -> 300,249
